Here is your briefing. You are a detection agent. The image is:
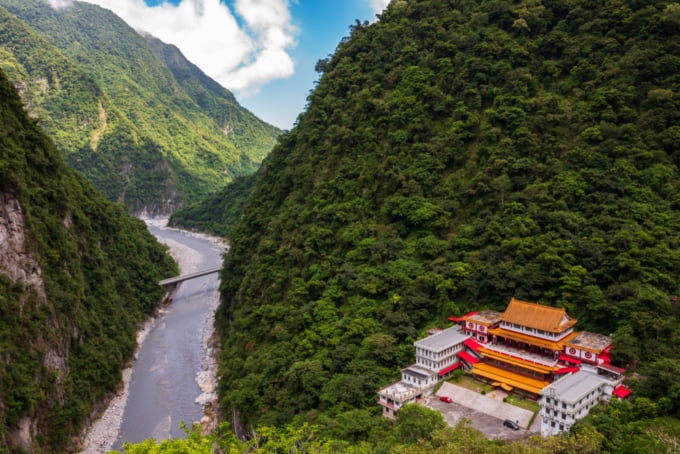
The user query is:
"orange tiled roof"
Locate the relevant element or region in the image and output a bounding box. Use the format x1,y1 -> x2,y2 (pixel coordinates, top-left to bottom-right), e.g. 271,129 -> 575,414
471,363 -> 549,394
478,348 -> 558,374
488,327 -> 578,351
500,298 -> 577,333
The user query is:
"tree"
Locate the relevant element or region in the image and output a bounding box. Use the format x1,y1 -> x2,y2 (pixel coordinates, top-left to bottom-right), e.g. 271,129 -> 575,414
394,404 -> 446,445
636,358 -> 680,416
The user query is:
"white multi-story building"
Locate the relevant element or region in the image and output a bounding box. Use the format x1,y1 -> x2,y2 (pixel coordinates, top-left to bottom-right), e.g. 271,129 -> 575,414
539,370 -> 625,436
378,325 -> 470,418
413,325 -> 469,378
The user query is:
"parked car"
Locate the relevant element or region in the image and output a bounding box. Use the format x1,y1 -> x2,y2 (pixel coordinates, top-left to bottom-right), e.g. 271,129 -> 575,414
503,419 -> 520,430
439,395 -> 452,403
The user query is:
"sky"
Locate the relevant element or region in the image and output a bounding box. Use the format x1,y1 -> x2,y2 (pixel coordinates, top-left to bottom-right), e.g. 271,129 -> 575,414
49,0 -> 391,130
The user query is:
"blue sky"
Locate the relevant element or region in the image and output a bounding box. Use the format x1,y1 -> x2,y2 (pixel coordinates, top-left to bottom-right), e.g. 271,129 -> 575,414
249,1 -> 386,129
63,0 -> 390,130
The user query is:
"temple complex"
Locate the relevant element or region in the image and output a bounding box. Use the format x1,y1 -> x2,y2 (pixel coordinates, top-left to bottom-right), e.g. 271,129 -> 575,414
455,298 -> 623,398
378,297 -> 631,435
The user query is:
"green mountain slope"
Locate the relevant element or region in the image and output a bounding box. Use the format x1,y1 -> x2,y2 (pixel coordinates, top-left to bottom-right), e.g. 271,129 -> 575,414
214,0 -> 680,446
0,0 -> 279,215
0,67 -> 177,451
145,35 -> 280,164
168,174 -> 256,238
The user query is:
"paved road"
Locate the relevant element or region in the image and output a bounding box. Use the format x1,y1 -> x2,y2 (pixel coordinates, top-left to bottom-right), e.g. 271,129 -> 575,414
423,382 -> 541,440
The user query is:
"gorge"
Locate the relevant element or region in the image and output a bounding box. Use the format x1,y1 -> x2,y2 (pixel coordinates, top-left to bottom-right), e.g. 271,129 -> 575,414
82,221 -> 225,452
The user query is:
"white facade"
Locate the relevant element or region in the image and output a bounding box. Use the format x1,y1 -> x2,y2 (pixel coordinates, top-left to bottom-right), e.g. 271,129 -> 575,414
377,380 -> 422,419
564,346 -> 598,363
500,320 -> 574,341
378,326 -> 471,418
465,320 -> 488,333
462,310 -> 502,344
402,365 -> 438,389
539,371 -> 621,436
414,326 -> 469,372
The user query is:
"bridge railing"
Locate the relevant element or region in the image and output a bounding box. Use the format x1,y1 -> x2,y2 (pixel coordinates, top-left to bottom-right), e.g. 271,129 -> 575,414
158,265 -> 223,287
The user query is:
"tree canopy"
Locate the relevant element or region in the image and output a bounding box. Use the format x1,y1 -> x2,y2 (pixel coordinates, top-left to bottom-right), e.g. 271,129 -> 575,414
0,66 -> 177,451
212,0 -> 680,449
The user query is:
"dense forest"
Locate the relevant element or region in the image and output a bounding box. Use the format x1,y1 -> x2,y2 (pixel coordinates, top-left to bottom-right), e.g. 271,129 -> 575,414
0,0 -> 280,215
0,67 -> 177,452
168,174 -> 256,238
184,0 -> 680,451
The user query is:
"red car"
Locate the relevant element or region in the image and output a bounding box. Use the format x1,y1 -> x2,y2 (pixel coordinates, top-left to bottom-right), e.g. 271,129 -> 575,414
439,396 -> 452,403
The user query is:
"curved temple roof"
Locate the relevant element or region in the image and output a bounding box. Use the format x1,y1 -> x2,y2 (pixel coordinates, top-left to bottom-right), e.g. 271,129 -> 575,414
500,297 -> 577,333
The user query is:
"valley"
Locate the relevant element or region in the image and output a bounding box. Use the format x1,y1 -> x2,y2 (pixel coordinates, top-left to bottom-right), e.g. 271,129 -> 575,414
2,0 -> 680,452
82,221 -> 226,453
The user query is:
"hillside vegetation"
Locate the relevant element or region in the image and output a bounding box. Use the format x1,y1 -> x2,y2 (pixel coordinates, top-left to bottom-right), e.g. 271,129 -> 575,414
211,0 -> 680,450
168,174 -> 256,238
0,67 -> 177,452
0,0 -> 279,215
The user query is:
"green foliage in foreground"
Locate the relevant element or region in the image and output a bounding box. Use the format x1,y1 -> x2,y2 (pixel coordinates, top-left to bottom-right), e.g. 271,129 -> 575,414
0,0 -> 279,214
0,67 -> 177,451
572,397 -> 680,453
120,401 -> 680,453
213,0 -> 680,448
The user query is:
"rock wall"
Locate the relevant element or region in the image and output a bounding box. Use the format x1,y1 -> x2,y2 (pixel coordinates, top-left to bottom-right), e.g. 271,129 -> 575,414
0,191 -> 69,453
0,191 -> 45,299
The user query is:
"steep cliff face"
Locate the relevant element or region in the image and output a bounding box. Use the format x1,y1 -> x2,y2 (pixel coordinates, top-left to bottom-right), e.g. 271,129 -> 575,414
0,66 -> 177,452
0,191 -> 44,298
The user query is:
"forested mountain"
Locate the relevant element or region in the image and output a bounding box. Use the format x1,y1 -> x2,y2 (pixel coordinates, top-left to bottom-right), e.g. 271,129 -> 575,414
209,0 -> 680,451
0,67 -> 177,452
168,174 -> 256,238
0,0 -> 280,215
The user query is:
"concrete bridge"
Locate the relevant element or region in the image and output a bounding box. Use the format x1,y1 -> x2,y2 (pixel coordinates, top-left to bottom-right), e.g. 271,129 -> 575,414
158,266 -> 222,305
159,266 -> 223,288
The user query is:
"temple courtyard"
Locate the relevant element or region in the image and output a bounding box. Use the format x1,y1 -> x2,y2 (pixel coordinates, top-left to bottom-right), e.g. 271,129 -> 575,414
422,381 -> 541,440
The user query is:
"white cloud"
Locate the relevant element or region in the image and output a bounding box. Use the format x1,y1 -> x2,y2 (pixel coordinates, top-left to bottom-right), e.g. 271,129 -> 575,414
47,0 -> 74,8
370,0 -> 391,14
77,0 -> 296,96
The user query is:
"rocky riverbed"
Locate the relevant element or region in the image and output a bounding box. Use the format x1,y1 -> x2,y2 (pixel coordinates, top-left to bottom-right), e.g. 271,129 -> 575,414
79,219 -> 225,453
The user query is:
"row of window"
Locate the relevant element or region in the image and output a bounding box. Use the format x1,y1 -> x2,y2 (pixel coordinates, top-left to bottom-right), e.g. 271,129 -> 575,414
549,421 -> 566,431
549,409 -> 569,420
402,372 -> 438,387
544,390 -> 602,414
416,355 -> 458,370
416,344 -> 462,359
501,321 -> 572,340
403,374 -> 424,386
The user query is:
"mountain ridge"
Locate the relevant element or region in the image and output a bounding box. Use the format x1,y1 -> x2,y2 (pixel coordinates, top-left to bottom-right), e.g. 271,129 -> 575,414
0,65 -> 177,452
212,0 -> 680,450
0,0 -> 280,215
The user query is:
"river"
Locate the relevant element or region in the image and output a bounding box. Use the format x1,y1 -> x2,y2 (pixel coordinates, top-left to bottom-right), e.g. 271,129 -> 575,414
80,220 -> 226,453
